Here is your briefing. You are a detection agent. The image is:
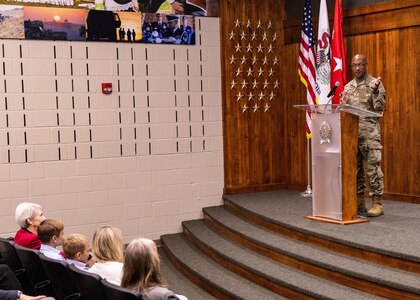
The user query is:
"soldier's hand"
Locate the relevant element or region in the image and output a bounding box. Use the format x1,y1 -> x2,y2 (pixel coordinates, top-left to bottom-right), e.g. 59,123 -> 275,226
340,92 -> 349,104
369,77 -> 381,93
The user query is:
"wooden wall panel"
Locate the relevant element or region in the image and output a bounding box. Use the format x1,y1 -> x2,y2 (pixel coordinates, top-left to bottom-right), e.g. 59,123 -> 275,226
282,6 -> 420,202
221,0 -> 286,194
221,0 -> 419,202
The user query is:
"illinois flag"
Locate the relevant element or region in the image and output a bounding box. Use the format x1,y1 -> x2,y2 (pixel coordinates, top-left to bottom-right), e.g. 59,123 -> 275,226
330,0 -> 347,104
316,0 -> 330,105
298,0 -> 316,137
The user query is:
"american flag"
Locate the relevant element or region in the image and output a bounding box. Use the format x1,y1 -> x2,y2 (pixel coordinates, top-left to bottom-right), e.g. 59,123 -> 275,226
298,0 -> 316,137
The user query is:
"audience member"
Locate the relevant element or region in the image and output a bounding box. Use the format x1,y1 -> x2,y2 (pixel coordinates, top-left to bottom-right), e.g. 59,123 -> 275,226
38,219 -> 65,261
0,264 -> 54,300
14,203 -> 46,250
63,234 -> 94,270
88,226 -> 123,285
121,238 -> 188,300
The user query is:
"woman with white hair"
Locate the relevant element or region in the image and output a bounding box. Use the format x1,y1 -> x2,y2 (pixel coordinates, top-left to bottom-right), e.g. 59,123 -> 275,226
121,238 -> 187,300
14,202 -> 46,250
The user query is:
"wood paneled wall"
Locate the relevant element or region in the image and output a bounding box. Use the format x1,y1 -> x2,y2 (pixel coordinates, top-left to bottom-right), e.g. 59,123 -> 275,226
222,0 -> 420,202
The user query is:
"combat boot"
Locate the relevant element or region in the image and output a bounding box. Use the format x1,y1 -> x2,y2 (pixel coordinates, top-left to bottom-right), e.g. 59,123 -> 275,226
357,193 -> 367,213
368,194 -> 384,217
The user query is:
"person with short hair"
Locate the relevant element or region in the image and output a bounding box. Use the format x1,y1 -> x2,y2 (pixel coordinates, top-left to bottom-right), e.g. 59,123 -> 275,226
88,226 -> 124,285
38,219 -> 65,261
63,234 -> 94,270
14,203 -> 46,250
341,54 -> 386,217
121,238 -> 187,300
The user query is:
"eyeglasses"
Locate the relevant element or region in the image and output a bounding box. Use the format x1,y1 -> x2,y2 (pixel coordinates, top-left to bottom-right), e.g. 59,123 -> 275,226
351,63 -> 366,68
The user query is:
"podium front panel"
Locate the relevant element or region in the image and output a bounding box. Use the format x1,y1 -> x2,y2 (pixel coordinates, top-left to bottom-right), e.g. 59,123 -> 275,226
311,113 -> 342,220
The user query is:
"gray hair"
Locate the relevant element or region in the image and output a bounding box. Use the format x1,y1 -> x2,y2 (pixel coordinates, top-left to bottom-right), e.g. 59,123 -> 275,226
15,202 -> 42,228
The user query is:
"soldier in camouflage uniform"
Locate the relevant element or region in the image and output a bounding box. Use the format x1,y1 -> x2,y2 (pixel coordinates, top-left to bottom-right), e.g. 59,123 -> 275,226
340,54 -> 386,217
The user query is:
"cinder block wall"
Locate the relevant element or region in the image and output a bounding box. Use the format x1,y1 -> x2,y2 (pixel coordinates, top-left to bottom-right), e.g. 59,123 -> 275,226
0,17 -> 223,243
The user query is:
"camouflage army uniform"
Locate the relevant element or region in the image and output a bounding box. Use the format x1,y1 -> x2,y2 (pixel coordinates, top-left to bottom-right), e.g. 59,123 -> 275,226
343,74 -> 386,196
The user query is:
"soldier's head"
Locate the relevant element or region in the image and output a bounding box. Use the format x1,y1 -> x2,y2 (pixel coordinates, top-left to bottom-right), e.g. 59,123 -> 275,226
156,13 -> 162,21
182,16 -> 188,26
351,54 -> 368,79
167,15 -> 179,29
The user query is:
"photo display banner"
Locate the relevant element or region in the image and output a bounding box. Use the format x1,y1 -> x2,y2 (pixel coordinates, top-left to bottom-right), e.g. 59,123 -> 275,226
0,0 -> 219,16
0,4 -> 196,44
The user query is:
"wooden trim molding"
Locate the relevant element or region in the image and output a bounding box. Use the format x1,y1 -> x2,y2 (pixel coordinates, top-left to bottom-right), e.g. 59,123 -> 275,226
283,2 -> 420,44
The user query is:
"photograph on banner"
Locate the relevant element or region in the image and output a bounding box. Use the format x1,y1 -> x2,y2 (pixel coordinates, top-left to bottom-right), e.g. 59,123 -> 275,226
24,6 -> 87,41
142,13 -> 194,45
113,0 -> 219,16
0,5 -> 24,39
0,0 -> 78,8
116,10 -> 141,42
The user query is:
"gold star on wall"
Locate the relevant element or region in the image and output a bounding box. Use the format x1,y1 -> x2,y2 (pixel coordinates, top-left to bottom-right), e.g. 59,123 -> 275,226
262,56 -> 268,65
246,67 -> 253,77
256,20 -> 262,29
273,56 -> 279,65
262,32 -> 267,41
262,79 -> 269,89
247,92 -> 254,101
234,43 -> 242,52
269,91 -> 276,101
264,103 -> 271,112
236,91 -> 243,101
242,103 -> 249,113
230,79 -> 237,89
268,68 -> 275,77
246,19 -> 252,29
257,44 -> 263,53
240,31 -> 246,40
252,79 -> 258,89
273,80 -> 279,89
235,68 -> 242,77
229,55 -> 236,65
272,32 -> 277,42
234,19 -> 241,28
251,32 -> 257,41
241,79 -> 248,89
253,103 -> 260,113
229,31 -> 235,40
246,43 -> 253,53
240,55 -> 247,64
258,67 -> 264,77
267,20 -> 272,29
268,44 -> 274,53
258,91 -> 265,101
251,56 -> 258,65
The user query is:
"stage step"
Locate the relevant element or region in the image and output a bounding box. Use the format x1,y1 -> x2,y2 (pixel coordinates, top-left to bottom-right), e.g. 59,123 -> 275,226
158,247 -> 216,300
181,219 -> 384,300
161,233 -> 285,300
202,206 -> 420,299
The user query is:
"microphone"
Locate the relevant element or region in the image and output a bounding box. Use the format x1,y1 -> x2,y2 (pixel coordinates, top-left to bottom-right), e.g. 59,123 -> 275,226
327,81 -> 340,98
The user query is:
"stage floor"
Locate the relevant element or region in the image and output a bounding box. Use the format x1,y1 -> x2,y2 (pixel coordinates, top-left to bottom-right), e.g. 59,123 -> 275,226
224,190 -> 420,262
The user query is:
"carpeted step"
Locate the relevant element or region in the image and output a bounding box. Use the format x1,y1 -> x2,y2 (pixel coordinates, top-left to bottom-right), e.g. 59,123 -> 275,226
161,233 -> 286,300
158,247 -> 216,300
183,219 -> 385,300
223,190 -> 420,266
202,206 -> 420,298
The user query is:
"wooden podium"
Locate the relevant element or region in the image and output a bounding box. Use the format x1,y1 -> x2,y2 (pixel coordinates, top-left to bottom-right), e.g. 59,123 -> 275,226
294,104 -> 383,225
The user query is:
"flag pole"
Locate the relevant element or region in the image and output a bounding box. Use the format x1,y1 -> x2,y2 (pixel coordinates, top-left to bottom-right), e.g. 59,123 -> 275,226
301,137 -> 312,197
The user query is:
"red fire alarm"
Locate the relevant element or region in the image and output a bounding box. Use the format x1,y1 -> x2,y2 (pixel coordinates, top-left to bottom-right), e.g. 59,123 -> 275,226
102,83 -> 112,94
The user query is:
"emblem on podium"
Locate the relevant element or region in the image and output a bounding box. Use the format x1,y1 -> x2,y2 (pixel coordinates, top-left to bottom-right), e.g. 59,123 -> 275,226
319,121 -> 331,144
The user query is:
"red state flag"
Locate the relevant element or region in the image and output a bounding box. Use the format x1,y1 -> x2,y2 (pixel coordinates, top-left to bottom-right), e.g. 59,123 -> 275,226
330,0 -> 347,104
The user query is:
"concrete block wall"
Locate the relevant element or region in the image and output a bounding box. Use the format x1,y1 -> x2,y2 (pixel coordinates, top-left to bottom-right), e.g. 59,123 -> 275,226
0,17 -> 223,243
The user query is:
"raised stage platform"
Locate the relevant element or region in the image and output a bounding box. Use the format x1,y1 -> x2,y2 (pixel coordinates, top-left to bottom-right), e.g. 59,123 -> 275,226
161,190 -> 420,299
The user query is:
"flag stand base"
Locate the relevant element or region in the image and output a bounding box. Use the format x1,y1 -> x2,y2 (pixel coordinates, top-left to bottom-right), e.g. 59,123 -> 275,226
300,185 -> 312,197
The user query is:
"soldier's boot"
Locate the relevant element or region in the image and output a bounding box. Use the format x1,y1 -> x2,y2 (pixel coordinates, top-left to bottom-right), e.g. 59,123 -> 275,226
357,194 -> 367,213
367,195 -> 384,217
